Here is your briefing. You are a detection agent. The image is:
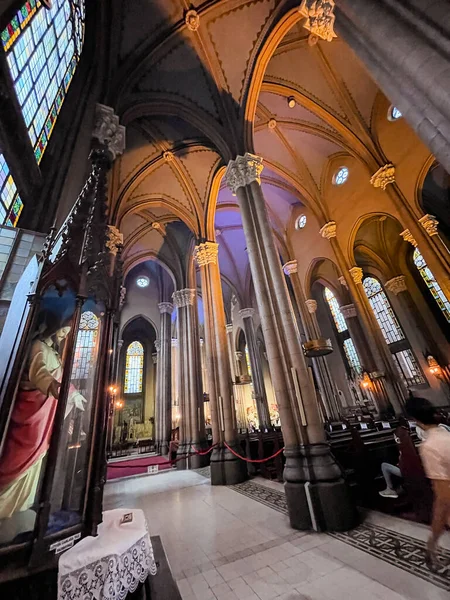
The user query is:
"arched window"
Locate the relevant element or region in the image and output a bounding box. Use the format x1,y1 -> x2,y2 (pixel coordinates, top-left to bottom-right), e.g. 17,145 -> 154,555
324,287 -> 361,373
413,248 -> 450,323
124,341 -> 144,394
0,153 -> 22,226
72,311 -> 99,381
2,0 -> 86,163
363,276 -> 425,386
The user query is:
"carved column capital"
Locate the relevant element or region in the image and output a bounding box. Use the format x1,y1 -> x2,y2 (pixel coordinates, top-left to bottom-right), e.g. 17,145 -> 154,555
172,288 -> 196,308
118,339 -> 124,350
224,153 -> 264,196
226,324 -> 234,334
370,164 -> 395,190
235,351 -> 243,360
298,0 -> 337,42
158,302 -> 174,315
239,308 -> 255,320
419,214 -> 439,236
152,352 -> 158,364
154,340 -> 161,353
194,241 -> 219,266
319,221 -> 337,239
283,260 -> 298,276
106,225 -> 123,256
305,299 -> 317,314
400,229 -> 418,247
338,275 -> 348,288
340,304 -> 357,319
349,266 -> 364,285
171,338 -> 178,348
385,275 -> 407,295
92,104 -> 125,161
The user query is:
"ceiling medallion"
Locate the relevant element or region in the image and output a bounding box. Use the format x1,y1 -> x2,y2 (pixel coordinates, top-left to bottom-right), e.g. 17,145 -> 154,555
268,118 -> 277,130
185,9 -> 200,32
163,151 -> 174,162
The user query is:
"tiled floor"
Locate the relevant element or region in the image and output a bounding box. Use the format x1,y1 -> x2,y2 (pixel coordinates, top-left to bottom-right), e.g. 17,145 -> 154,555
104,469 -> 449,600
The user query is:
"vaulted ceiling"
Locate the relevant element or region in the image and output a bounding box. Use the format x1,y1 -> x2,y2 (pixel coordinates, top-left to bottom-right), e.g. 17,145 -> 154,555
106,0 -> 391,306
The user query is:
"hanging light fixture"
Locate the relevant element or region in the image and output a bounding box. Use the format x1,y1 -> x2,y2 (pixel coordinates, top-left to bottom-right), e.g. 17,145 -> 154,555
360,372 -> 372,389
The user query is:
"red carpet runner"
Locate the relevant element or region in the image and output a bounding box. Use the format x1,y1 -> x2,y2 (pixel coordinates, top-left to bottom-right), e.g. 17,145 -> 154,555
107,455 -> 172,480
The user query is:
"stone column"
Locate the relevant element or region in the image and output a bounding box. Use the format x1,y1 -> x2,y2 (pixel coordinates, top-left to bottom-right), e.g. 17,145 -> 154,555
345,266 -> 406,415
303,298 -> 340,420
156,302 -> 173,455
172,289 -> 207,469
239,308 -> 271,428
153,340 -> 161,452
225,153 -> 356,531
194,242 -> 247,485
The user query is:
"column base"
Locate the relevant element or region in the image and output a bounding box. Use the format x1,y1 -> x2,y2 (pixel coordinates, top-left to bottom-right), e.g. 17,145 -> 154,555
283,444 -> 357,532
190,439 -> 210,469
210,442 -> 247,485
176,441 -> 210,469
160,441 -> 169,456
176,442 -> 190,470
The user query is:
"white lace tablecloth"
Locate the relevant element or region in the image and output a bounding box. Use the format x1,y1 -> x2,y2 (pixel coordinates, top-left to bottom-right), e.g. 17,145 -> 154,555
58,509 -> 157,600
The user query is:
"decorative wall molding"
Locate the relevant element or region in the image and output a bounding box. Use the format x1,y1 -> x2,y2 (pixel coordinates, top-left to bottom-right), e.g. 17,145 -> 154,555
305,299 -> 317,314
419,214 -> 439,236
194,241 -> 219,266
370,163 -> 395,190
340,304 -> 357,319
225,153 -> 264,196
349,266 -> 364,285
385,275 -> 407,295
185,9 -> 200,31
319,221 -> 337,239
239,308 -> 255,320
119,286 -> 127,308
158,302 -> 174,314
298,0 -> 337,42
400,229 -> 418,247
152,352 -> 158,364
172,288 -> 196,307
106,225 -> 123,256
92,104 -> 125,161
283,260 -> 298,276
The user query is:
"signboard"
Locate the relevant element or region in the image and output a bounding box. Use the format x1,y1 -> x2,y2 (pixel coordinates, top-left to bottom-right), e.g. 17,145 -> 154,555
147,465 -> 159,474
50,532 -> 81,554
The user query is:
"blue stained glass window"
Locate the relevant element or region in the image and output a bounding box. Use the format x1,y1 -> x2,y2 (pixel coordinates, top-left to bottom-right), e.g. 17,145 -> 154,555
413,248 -> 450,323
2,0 -> 86,164
0,154 -> 24,227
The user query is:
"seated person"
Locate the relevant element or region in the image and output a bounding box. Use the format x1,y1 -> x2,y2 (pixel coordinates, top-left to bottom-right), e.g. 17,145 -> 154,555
379,433 -> 403,498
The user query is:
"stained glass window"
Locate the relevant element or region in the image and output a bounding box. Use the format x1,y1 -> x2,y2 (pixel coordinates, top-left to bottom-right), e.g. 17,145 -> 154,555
0,153 -> 23,226
363,277 -> 404,344
324,287 -> 347,333
334,167 -> 349,186
413,248 -> 450,323
72,311 -> 99,380
324,287 -> 362,374
343,338 -> 362,373
363,276 -> 425,386
124,341 -> 144,394
295,215 -> 307,230
2,0 -> 85,163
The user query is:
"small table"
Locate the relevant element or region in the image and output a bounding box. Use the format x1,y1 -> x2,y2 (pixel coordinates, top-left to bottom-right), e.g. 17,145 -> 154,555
58,509 -> 157,600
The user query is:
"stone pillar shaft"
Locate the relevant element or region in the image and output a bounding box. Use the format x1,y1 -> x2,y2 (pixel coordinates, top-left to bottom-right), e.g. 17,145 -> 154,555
156,303 -> 173,455
240,309 -> 271,427
195,242 -> 246,485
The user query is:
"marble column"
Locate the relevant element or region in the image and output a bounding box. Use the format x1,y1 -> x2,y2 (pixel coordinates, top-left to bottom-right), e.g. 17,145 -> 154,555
172,289 -> 207,469
226,324 -> 246,429
157,302 -> 173,455
194,242 -> 247,485
346,266 -> 406,415
153,340 -> 162,452
303,298 -> 340,421
225,153 -> 356,531
239,308 -> 271,428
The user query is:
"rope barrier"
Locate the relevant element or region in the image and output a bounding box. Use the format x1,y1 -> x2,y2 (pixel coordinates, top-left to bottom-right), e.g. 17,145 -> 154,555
223,441 -> 285,463
108,441 -> 285,469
